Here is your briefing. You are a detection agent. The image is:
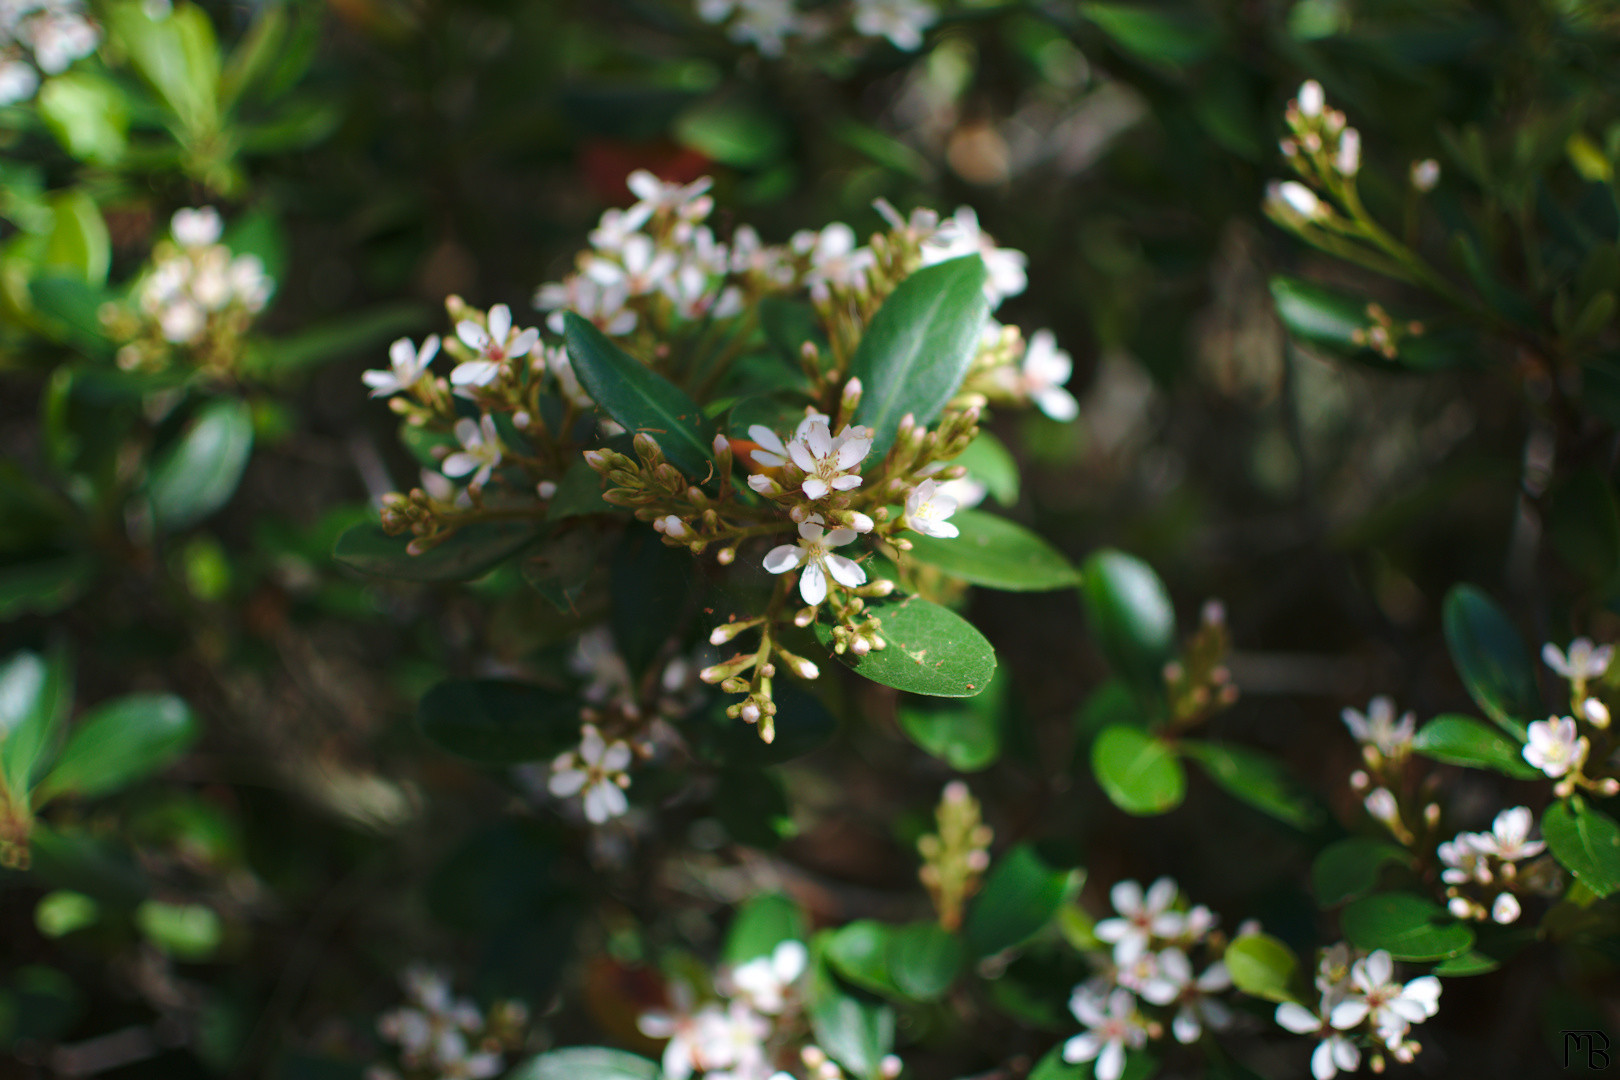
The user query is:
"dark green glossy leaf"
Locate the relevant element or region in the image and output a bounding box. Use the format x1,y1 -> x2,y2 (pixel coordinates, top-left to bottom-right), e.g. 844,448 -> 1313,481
1091,724 -> 1185,816
1180,740 -> 1320,828
808,978 -> 895,1080
724,893 -> 806,965
29,825 -> 149,909
1311,838 -> 1409,906
548,457 -> 615,519
564,313 -> 714,482
1340,893 -> 1474,961
520,527 -> 602,614
887,921 -> 962,1001
850,255 -> 990,456
909,510 -> 1079,591
1223,933 -> 1300,1004
0,555 -> 93,622
758,297 -> 826,370
416,680 -> 581,764
1442,585 -> 1539,738
1078,550 -> 1176,700
1081,1 -> 1219,66
814,593 -> 994,697
714,767 -> 794,849
34,694 -> 197,802
826,921 -> 901,996
146,397 -> 254,533
611,529 -> 695,677
508,1048 -> 662,1080
1411,714 -> 1539,779
1431,951 -> 1499,976
0,649 -> 71,799
1547,467 -> 1620,586
425,820 -> 566,931
950,431 -> 1019,506
964,844 -> 1076,958
898,666 -> 1003,771
1543,798 -> 1620,899
333,521 -> 543,583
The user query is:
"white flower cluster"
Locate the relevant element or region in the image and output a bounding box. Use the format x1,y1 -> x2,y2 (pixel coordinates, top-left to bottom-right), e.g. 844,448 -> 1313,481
695,0 -> 937,57
1341,696 -> 1415,763
1064,878 -> 1236,1080
1438,806 -> 1558,924
1522,636 -> 1618,798
0,0 -> 97,106
1275,945 -> 1439,1080
370,967 -> 525,1080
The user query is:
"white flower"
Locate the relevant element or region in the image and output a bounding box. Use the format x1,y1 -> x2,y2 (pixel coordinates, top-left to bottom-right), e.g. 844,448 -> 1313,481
1116,947 -> 1187,1006
546,344 -> 594,409
1340,696 -> 1415,758
452,304 -> 539,387
626,170 -> 714,225
1363,787 -> 1400,827
1472,806 -> 1544,861
442,415 -> 503,488
1062,987 -> 1146,1080
921,206 -> 1027,306
762,514 -> 866,606
158,299 -> 205,344
535,274 -> 637,337
1543,637 -> 1614,681
1019,329 -> 1078,421
1170,960 -> 1234,1044
724,0 -> 800,57
26,8 -> 97,73
851,0 -> 936,51
364,335 -> 440,397
1523,716 -> 1589,779
726,940 -> 807,1014
1276,1000 -> 1361,1080
548,723 -> 634,824
903,479 -> 960,538
1327,950 -> 1440,1049
171,207 -> 223,247
0,58 -> 40,105
641,996 -> 770,1080
1437,834 -> 1489,886
1094,878 -> 1183,965
795,223 -> 875,301
748,416 -> 873,500
585,233 -> 679,297
1492,892 -> 1521,924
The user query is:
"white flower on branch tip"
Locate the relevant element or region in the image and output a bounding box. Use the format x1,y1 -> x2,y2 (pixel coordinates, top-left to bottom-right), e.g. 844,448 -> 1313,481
171,207 -> 223,247
1094,877 -> 1183,964
1473,806 -> 1545,861
725,940 -> 807,1014
795,223 -> 876,301
1021,329 -> 1079,421
1523,716 -> 1588,779
1411,159 -> 1440,192
1276,998 -> 1360,1080
1327,950 -> 1440,1048
748,416 -> 873,500
548,723 -> 633,824
1341,695 -> 1416,758
452,304 -> 539,387
763,514 -> 866,606
1063,987 -> 1147,1080
442,415 -> 503,488
1543,637 -> 1614,681
922,206 -> 1028,306
626,170 -> 714,224
641,996 -> 769,1080
364,335 -> 440,397
536,275 -> 637,337
585,233 -> 679,297
903,479 -> 960,538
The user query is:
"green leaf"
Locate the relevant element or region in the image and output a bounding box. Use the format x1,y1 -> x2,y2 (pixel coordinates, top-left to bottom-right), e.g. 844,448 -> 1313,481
1223,933 -> 1300,1004
548,457 -> 615,519
145,397 -> 254,533
508,1048 -> 662,1080
1091,725 -> 1185,816
909,510 -> 1079,592
813,594 -> 995,698
34,890 -> 100,938
333,521 -> 543,582
674,97 -> 787,167
964,844 -> 1076,958
714,767 -> 794,848
808,979 -> 895,1080
0,649 -> 72,799
757,297 -> 826,373
1311,838 -> 1409,906
1081,1 -> 1219,66
1411,714 -> 1539,779
1547,467 -> 1620,586
886,921 -> 962,1001
611,529 -> 695,678
245,304 -> 426,377
34,695 -> 197,803
950,431 -> 1019,506
1442,585 -> 1540,738
850,255 -> 990,457
42,191 -> 110,286
1029,1045 -> 1088,1080
1542,798 -> 1620,899
825,921 -> 902,996
135,899 -> 221,960
416,680 -> 581,765
1340,893 -> 1474,961
1179,741 -> 1319,828
1270,276 -> 1368,355
1078,550 -> 1176,700
38,74 -> 129,164
898,666 -> 1003,771
1431,951 -> 1499,977
0,554 -> 93,623
520,527 -> 602,614
724,893 -> 806,965
107,1 -> 220,135
563,313 -> 714,482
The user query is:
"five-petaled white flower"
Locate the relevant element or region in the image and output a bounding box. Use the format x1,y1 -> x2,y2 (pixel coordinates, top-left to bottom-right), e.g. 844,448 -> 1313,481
171,207 -> 223,248
1523,716 -> 1589,779
903,479 -> 961,538
1276,997 -> 1361,1080
1063,987 -> 1147,1080
1327,950 -> 1440,1049
626,170 -> 715,225
794,223 -> 876,302
1020,329 -> 1079,421
1543,637 -> 1614,682
763,514 -> 866,606
1094,878 -> 1184,964
451,304 -> 539,387
1472,806 -> 1545,861
548,724 -> 633,824
748,416 -> 874,500
442,415 -> 503,488
922,206 -> 1028,306
725,940 -> 807,1015
364,335 -> 440,397
1341,695 -> 1416,758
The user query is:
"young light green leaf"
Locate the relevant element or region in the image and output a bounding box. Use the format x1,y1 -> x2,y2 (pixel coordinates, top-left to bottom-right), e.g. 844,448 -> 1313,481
34,694 -> 197,803
1311,838 -> 1409,906
135,899 -> 221,960
908,510 -> 1080,591
106,1 -> 219,135
1431,951 -> 1500,977
146,397 -> 254,533
38,74 -> 129,164
333,521 -> 543,582
850,255 -> 990,456
1340,893 -> 1474,961
0,649 -> 72,799
1542,798 -> 1620,899
42,190 -> 111,286
964,844 -> 1076,958
508,1049 -> 662,1080
813,593 -> 996,698
1442,585 -> 1539,738
416,680 -> 582,765
1079,549 -> 1176,700
563,312 -> 715,482
1411,714 -> 1539,779
1091,724 -> 1185,816
1223,933 -> 1300,1004
1179,741 -> 1320,829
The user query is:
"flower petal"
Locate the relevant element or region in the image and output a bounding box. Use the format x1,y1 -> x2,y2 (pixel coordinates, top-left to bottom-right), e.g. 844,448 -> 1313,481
825,554 -> 867,589
799,561 -> 828,606
763,545 -> 804,574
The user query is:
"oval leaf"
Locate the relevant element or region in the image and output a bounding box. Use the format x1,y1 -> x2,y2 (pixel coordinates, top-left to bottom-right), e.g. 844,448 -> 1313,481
825,921 -> 901,996
964,844 -> 1076,958
1180,740 -> 1319,828
1411,714 -> 1539,779
563,312 -> 714,482
1542,798 -> 1620,899
1079,550 -> 1176,700
0,648 -> 72,798
898,668 -> 1003,772
808,976 -> 896,1080
416,680 -> 582,764
334,521 -> 543,583
146,397 -> 254,533
1311,838 -> 1409,906
508,1048 -> 662,1080
813,593 -> 995,698
908,510 -> 1080,591
950,431 -> 1019,506
35,694 -> 197,803
1091,724 -> 1185,816
1223,932 -> 1300,1004
1442,585 -> 1539,738
724,893 -> 806,965
887,921 -> 962,1001
1340,892 -> 1474,961
850,255 -> 990,457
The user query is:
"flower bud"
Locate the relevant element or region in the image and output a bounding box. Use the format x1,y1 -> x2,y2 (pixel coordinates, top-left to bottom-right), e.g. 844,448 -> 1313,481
537,480 -> 558,498
1582,697 -> 1610,728
1491,892 -> 1521,924
1364,787 -> 1400,826
709,618 -> 762,645
840,377 -> 863,417
583,450 -> 609,473
1411,158 -> 1440,192
1297,80 -> 1324,118
716,547 -> 736,565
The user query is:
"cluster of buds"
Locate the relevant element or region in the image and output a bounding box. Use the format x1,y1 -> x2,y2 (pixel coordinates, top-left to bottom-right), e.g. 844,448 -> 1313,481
1349,302 -> 1425,361
1163,600 -> 1239,727
1266,80 -> 1361,232
917,781 -> 993,931
1274,945 -> 1439,1080
368,966 -> 528,1080
1525,637 -> 1619,799
1438,807 -> 1561,925
101,208 -> 274,375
